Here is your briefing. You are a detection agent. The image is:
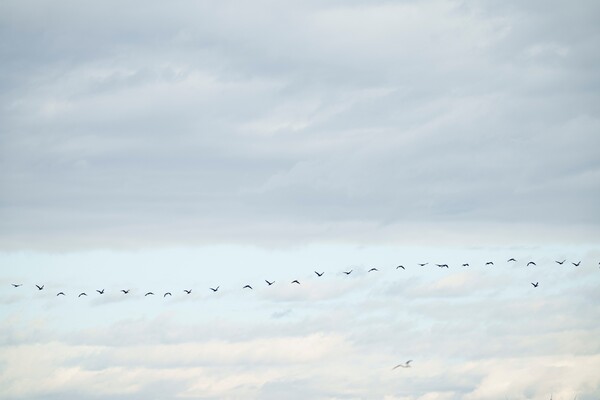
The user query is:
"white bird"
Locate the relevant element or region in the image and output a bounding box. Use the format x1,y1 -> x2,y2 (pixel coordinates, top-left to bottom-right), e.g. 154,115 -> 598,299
392,360 -> 412,370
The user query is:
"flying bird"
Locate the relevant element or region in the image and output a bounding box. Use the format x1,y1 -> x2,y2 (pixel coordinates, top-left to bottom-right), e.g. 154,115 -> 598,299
314,271 -> 324,277
265,280 -> 275,286
36,284 -> 44,290
531,282 -> 539,288
436,264 -> 449,268
11,284 -> 22,287
368,268 -> 379,272
164,292 -> 172,297
243,285 -> 253,290
96,289 -> 105,294
572,261 -> 581,266
121,289 -> 130,294
56,292 -> 65,296
184,289 -> 192,294
145,292 -> 154,296
507,258 -> 517,262
462,263 -> 469,267
418,263 -> 428,267
485,262 -> 494,266
555,260 -> 566,265
527,262 -> 537,266
343,270 -> 353,275
393,360 -> 413,370
396,265 -> 405,270
291,280 -> 301,284
210,286 -> 220,292
78,292 -> 87,297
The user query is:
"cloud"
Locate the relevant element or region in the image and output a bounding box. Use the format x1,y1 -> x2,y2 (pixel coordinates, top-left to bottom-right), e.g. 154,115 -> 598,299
2,250 -> 599,399
408,270 -> 507,298
1,0 -> 599,250
1,1 -> 599,397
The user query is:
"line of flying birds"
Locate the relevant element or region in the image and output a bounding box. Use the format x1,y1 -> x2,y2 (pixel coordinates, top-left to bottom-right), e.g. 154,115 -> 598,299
8,258 -> 597,297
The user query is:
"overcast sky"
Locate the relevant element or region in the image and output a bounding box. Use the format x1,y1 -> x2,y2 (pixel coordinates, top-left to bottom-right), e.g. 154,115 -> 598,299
1,1 -> 599,399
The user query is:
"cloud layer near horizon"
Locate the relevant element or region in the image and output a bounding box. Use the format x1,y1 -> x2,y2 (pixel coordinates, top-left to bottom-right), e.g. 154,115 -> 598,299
2,247 -> 600,399
1,0 -> 599,249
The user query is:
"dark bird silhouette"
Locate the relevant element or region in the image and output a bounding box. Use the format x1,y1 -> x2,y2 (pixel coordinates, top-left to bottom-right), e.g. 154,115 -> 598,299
368,268 -> 379,272
436,264 -> 449,268
265,280 -> 275,286
184,289 -> 192,294
462,263 -> 469,267
392,360 -> 412,370
96,289 -> 105,294
78,292 -> 87,297
343,270 -> 353,275
121,289 -> 130,294
145,292 -> 154,296
11,284 -> 22,287
56,292 -> 65,296
243,285 -> 253,290
210,286 -> 220,292
555,260 -> 566,265
36,284 -> 44,291
527,262 -> 537,266
531,282 -> 539,288
485,262 -> 494,266
507,258 -> 517,262
164,292 -> 172,297
291,280 -> 301,284
396,265 -> 405,270
418,263 -> 428,267
314,271 -> 324,277
572,261 -> 581,266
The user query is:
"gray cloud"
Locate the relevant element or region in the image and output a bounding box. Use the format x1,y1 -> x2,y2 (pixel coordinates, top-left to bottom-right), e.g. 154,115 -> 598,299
1,0 -> 599,249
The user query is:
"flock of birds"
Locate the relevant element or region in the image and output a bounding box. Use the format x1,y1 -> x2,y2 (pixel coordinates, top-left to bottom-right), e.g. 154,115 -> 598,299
8,258 -> 596,298
7,258 -> 597,374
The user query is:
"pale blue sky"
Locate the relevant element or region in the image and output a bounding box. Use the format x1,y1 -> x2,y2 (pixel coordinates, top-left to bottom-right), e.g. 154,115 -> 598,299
2,245 -> 599,398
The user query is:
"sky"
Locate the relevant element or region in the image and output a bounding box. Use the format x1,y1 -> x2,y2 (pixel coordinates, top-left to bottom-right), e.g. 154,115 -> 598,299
1,0 -> 599,399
